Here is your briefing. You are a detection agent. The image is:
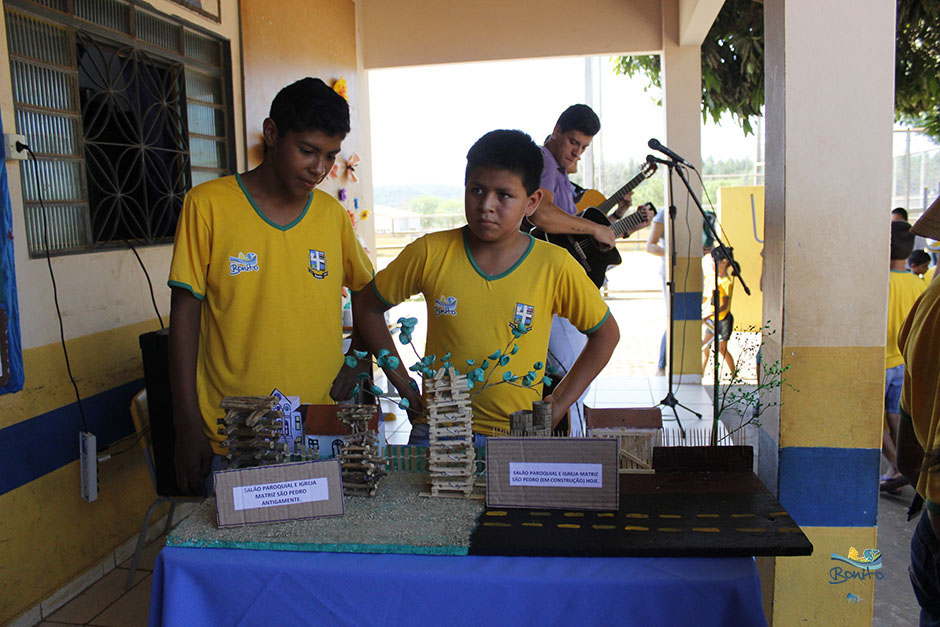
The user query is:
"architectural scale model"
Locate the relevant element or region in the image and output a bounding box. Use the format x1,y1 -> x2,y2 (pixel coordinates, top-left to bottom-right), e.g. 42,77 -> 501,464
583,408 -> 663,474
586,426 -> 657,473
425,367 -> 477,498
508,400 -> 553,437
336,404 -> 386,497
217,396 -> 288,468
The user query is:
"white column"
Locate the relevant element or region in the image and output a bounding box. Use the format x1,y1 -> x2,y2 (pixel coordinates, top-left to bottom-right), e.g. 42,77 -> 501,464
761,1 -> 895,624
661,0 -> 704,376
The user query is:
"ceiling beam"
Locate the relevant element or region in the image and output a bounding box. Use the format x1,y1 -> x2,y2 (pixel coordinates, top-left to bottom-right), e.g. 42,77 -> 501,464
678,0 -> 725,46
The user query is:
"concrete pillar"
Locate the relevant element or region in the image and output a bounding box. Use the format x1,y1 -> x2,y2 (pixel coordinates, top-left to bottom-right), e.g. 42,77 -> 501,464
760,1 -> 895,623
661,0 -> 704,378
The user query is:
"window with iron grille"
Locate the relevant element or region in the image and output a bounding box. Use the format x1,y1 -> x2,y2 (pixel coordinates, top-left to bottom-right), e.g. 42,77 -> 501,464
5,0 -> 234,256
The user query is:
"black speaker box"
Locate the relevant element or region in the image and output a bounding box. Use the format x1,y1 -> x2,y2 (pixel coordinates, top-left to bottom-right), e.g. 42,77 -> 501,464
139,329 -> 186,496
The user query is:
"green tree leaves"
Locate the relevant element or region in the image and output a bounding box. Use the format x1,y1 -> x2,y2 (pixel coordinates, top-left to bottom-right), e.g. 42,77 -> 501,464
615,0 -> 940,141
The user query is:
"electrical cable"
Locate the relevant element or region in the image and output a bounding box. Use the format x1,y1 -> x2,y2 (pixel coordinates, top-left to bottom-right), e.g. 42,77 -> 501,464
25,143 -> 89,433
100,426 -> 151,457
124,238 -> 164,329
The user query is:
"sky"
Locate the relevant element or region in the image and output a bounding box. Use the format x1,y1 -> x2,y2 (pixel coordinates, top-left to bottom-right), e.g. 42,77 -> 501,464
368,56 -> 760,189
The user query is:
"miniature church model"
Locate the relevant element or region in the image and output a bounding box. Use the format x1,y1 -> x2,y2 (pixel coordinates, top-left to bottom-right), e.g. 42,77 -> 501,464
424,367 -> 476,497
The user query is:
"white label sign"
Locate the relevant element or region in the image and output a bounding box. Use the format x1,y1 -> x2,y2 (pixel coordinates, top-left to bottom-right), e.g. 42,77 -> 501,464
509,462 -> 603,488
232,477 -> 329,511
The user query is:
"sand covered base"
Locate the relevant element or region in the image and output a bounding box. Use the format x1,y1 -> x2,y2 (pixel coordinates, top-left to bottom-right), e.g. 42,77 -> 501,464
168,472 -> 484,555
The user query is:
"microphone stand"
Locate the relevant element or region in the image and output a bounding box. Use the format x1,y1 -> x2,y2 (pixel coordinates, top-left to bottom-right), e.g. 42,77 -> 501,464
654,156 -> 698,438
672,163 -> 751,445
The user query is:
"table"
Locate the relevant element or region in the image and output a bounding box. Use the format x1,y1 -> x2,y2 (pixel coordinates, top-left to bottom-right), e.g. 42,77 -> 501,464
149,546 -> 767,626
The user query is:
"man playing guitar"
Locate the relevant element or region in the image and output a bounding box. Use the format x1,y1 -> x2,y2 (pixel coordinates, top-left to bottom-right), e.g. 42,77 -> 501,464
530,104 -> 652,438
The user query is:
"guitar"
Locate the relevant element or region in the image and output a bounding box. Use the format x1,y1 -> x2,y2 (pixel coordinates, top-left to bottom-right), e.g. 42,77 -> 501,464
573,161 -> 657,216
532,163 -> 657,288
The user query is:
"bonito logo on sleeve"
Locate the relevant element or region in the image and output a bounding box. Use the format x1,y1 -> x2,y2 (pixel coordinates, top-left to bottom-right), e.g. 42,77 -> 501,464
434,294 -> 457,316
230,252 -> 259,275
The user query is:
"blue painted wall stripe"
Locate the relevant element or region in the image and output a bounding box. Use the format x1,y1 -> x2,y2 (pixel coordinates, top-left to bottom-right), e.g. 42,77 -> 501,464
778,446 -> 880,527
674,291 -> 703,321
0,379 -> 143,496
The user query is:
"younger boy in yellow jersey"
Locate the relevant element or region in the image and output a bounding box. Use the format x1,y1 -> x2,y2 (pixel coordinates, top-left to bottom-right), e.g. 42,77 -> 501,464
351,130 -> 619,443
702,247 -> 736,376
881,220 -> 926,492
167,78 -> 417,495
909,250 -> 936,284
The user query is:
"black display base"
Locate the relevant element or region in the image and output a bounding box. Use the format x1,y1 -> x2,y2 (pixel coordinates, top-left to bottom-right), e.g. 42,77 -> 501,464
468,468 -> 812,558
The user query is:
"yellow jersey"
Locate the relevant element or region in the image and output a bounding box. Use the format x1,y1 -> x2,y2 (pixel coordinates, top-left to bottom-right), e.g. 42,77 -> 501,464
169,174 -> 373,454
373,228 -> 610,435
887,270 -> 926,370
899,278 -> 940,512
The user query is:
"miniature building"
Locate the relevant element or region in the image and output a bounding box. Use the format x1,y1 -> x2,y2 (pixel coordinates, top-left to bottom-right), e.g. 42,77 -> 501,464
509,400 -> 552,437
425,367 -> 476,497
584,407 -> 662,474
336,404 -> 386,497
217,396 -> 288,468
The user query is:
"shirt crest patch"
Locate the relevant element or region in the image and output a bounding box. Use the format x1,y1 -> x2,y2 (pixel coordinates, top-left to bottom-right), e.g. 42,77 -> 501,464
434,294 -> 458,316
513,302 -> 535,330
230,252 -> 259,276
308,249 -> 328,279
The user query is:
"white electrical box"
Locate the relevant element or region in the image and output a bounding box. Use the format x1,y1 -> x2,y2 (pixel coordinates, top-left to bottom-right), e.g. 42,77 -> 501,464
80,432 -> 98,502
3,134 -> 27,160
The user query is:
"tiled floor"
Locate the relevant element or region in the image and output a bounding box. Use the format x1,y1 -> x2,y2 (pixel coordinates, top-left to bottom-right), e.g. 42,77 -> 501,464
36,536 -> 164,627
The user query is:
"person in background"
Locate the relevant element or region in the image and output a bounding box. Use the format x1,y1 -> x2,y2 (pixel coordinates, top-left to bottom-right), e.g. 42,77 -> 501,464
893,207 -> 910,222
532,104 -> 650,435
881,220 -> 926,493
910,249 -> 935,283
702,247 -> 737,377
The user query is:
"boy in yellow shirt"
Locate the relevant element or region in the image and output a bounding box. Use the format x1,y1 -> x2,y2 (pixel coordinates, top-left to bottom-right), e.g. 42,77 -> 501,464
351,130 -> 619,443
702,247 -> 736,376
881,220 -> 926,491
167,78 -> 416,494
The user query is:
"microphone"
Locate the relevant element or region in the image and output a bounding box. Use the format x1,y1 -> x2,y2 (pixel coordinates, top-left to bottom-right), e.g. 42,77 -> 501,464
648,138 -> 694,168
646,154 -> 672,166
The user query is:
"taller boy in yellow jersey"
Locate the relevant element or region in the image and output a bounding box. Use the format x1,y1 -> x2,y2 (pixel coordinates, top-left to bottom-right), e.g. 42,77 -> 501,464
353,130 -> 620,443
168,78 -> 417,495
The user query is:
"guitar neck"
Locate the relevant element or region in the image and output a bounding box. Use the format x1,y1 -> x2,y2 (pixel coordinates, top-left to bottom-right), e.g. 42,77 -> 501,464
610,210 -> 646,238
596,171 -> 648,215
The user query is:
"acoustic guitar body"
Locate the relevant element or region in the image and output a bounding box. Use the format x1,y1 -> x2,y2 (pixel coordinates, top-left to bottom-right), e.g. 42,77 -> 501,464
531,207 -> 622,288
575,188 -> 607,213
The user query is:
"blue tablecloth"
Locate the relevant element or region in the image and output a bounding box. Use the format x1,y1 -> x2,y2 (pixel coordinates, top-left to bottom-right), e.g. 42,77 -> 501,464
150,546 -> 766,626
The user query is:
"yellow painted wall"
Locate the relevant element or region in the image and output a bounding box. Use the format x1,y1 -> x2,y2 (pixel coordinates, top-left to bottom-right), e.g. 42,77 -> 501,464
0,0 -> 243,621
717,186 -> 764,333
773,526 -> 878,625
671,256 -> 705,376
780,345 -> 884,450
241,0 -> 376,254
0,320 -> 165,622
